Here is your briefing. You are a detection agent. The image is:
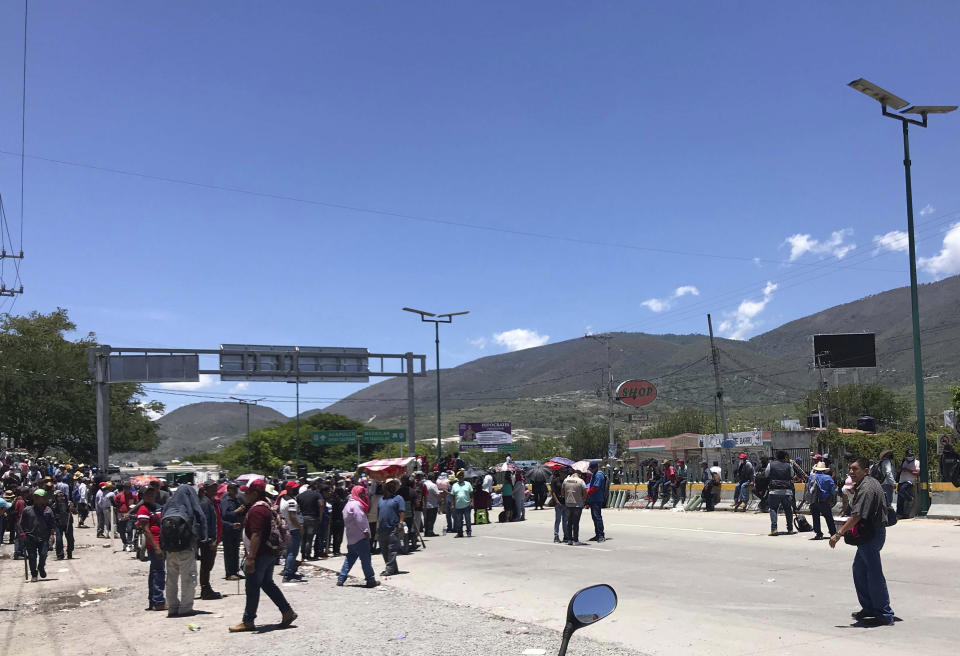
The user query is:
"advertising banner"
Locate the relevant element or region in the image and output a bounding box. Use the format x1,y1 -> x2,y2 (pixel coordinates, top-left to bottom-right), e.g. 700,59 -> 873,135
459,422 -> 512,450
697,430 -> 764,449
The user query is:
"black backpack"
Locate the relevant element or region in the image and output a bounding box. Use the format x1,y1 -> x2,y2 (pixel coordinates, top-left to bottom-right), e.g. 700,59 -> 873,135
869,461 -> 885,483
159,515 -> 194,552
793,513 -> 814,533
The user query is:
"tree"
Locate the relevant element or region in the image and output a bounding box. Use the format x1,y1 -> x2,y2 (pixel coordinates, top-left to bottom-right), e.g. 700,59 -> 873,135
565,422 -> 627,461
795,384 -> 911,431
189,412 -> 370,476
0,309 -> 163,459
642,407 -> 715,439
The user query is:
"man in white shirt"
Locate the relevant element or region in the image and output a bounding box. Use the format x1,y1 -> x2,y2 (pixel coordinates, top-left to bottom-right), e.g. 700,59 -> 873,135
482,473 -> 494,495
896,449 -> 921,518
279,481 -> 304,583
422,474 -> 440,537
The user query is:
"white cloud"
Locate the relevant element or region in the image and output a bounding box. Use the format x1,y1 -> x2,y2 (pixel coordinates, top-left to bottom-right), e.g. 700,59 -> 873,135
753,257 -> 762,267
641,285 -> 700,313
493,329 -> 550,351
584,325 -> 594,336
920,204 -> 935,217
718,281 -> 778,340
138,403 -> 164,421
674,285 -> 700,298
468,337 -> 487,349
641,298 -> 668,312
228,382 -> 249,394
784,229 -> 856,261
919,222 -> 960,278
872,230 -> 909,254
157,373 -> 217,391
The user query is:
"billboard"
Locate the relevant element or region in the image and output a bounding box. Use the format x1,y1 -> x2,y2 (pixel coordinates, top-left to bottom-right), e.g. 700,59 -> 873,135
108,354 -> 199,383
813,333 -> 876,368
459,422 -> 512,450
698,430 -> 764,449
220,344 -> 369,382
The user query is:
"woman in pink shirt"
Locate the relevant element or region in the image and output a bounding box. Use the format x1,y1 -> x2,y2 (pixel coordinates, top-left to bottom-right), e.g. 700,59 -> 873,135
336,486 -> 380,588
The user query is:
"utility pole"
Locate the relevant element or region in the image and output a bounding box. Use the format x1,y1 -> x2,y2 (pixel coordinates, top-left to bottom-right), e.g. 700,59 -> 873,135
231,397 -> 264,472
707,315 -> 729,441
815,352 -> 828,429
586,333 -> 615,460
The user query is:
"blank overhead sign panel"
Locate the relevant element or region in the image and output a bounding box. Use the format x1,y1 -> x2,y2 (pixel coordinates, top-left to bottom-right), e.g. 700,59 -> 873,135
813,333 -> 877,368
108,354 -> 199,383
219,345 -> 369,382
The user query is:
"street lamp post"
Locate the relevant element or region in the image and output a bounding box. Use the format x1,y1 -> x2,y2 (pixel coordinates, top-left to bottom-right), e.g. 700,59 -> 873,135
231,396 -> 265,471
403,307 -> 469,462
848,78 -> 957,515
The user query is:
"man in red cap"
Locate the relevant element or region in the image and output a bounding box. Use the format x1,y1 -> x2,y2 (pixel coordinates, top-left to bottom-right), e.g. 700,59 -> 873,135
279,480 -> 304,583
229,478 -> 296,632
732,453 -> 755,512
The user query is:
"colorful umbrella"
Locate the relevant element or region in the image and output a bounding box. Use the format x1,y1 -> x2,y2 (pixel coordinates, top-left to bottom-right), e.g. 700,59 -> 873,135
129,475 -> 160,488
235,473 -> 265,484
492,462 -> 518,472
548,457 -> 575,467
358,457 -> 416,482
571,460 -> 593,473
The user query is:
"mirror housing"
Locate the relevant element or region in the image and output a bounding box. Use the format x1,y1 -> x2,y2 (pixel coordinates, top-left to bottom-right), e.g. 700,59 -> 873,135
566,583 -> 618,629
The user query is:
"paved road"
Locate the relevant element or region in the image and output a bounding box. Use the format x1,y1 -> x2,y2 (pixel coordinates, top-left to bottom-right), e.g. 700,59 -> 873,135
330,506 -> 960,656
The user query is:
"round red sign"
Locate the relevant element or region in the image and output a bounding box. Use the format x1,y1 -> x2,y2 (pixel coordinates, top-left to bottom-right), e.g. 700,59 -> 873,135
615,379 -> 657,407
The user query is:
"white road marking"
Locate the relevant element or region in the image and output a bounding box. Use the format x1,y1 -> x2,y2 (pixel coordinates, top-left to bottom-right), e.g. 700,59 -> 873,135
478,535 -> 613,552
605,522 -> 764,537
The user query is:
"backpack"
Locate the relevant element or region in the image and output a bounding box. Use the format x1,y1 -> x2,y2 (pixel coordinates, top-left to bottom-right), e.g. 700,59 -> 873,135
793,513 -> 813,533
159,515 -> 194,552
869,461 -> 885,483
258,501 -> 289,554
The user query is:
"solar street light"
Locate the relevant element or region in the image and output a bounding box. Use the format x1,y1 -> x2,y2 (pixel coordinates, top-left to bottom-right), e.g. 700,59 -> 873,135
848,77 -> 957,515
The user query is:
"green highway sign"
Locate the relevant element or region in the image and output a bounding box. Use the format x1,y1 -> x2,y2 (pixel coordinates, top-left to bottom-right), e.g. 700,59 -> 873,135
310,429 -> 358,446
498,444 -> 519,452
362,429 -> 406,444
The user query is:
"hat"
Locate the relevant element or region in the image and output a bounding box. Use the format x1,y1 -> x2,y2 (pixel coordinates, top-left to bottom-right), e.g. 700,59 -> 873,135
285,480 -> 300,491
812,462 -> 830,472
2,490 -> 14,501
589,461 -> 599,471
202,480 -> 219,489
264,484 -> 278,496
286,461 -> 293,465
33,489 -> 46,498
905,449 -> 914,457
879,449 -> 894,460
813,454 -> 823,461
677,459 -> 685,464
739,453 -> 747,459
99,482 -> 107,488
456,469 -> 465,476
247,479 -> 266,493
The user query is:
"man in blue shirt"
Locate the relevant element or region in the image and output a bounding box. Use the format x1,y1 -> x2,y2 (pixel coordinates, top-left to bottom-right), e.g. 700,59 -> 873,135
376,479 -> 404,576
586,462 -> 606,542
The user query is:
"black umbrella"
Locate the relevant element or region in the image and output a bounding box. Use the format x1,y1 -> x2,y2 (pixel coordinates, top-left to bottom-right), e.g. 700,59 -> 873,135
525,463 -> 552,484
463,466 -> 489,480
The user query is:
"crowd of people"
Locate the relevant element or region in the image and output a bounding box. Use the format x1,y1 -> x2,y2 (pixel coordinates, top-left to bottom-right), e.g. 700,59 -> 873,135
0,445 -> 916,630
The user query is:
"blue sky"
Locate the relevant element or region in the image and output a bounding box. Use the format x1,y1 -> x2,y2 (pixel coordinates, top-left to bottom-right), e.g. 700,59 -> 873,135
1,1 -> 959,417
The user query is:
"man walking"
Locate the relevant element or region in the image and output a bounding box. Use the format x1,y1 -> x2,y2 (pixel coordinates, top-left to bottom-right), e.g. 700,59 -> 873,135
19,489 -> 55,581
163,484 -> 207,617
766,451 -> 796,536
198,481 -> 223,599
220,482 -> 245,580
732,454 -> 754,512
229,478 -> 296,632
114,481 -> 138,551
830,457 -> 894,625
586,462 -> 606,542
376,479 -> 404,576
451,470 -> 473,538
562,470 -> 587,546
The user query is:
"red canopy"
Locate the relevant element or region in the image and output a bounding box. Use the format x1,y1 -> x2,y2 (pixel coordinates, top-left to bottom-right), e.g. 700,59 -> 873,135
358,457 -> 416,482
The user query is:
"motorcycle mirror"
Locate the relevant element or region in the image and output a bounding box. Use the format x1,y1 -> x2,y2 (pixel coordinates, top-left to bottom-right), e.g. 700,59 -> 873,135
558,584 -> 617,656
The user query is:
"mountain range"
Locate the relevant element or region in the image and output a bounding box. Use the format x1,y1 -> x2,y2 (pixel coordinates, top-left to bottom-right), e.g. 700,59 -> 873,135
128,275 -> 960,458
